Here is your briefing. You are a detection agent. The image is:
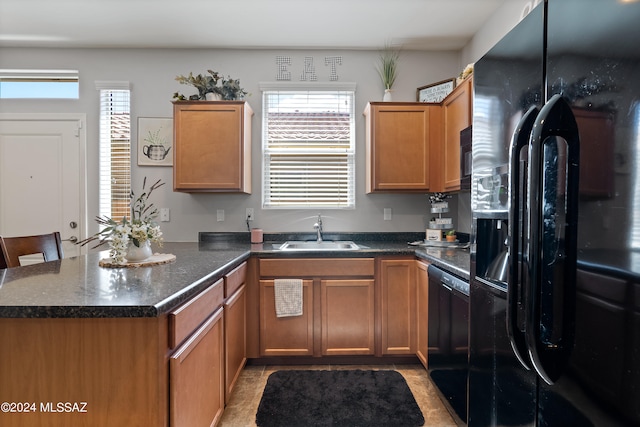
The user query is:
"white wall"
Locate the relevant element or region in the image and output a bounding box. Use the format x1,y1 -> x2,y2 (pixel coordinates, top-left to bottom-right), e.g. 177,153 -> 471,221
462,0 -> 537,64
0,2 -> 535,243
0,47 -> 463,241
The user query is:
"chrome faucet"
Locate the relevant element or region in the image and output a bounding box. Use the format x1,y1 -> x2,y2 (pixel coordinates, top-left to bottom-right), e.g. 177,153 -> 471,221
313,214 -> 323,242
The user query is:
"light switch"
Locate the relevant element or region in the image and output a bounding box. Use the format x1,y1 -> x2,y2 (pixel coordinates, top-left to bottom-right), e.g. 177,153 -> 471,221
384,208 -> 392,220
217,209 -> 225,222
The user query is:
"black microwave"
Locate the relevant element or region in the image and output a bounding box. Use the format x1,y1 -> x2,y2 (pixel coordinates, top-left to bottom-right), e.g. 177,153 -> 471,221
460,126 -> 472,190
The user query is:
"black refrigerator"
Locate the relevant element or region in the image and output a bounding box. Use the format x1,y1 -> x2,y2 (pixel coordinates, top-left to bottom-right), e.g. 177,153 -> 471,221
470,0 -> 640,426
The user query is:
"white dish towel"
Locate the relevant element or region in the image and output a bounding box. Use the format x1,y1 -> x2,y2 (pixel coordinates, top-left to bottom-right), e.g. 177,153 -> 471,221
274,278 -> 303,317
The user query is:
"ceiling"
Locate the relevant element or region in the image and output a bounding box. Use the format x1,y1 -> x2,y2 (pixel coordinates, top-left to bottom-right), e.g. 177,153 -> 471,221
0,0 -> 506,51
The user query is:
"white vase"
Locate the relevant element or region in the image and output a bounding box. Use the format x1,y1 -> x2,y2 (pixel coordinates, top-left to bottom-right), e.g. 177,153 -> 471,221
126,240 -> 153,263
383,89 -> 392,102
205,92 -> 222,101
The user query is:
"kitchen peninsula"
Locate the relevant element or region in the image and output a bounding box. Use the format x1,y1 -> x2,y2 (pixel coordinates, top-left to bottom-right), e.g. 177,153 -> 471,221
0,238 -> 469,427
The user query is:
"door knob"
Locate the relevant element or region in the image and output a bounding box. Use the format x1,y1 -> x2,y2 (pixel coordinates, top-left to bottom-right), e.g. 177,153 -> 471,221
64,236 -> 78,243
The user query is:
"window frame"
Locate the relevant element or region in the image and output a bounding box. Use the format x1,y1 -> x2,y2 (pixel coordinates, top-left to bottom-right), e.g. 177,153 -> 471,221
260,82 -> 357,209
96,81 -> 131,222
0,69 -> 79,99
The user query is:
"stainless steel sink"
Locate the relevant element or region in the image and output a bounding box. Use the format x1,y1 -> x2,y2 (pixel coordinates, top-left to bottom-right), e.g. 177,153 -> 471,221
277,241 -> 360,251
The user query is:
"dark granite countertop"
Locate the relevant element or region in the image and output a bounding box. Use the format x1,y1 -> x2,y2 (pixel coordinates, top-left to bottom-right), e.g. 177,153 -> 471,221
0,242 -> 250,318
241,231 -> 471,280
250,241 -> 470,280
0,234 -> 471,319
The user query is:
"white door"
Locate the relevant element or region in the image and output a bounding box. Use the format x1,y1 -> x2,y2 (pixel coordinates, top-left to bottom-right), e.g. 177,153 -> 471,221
0,114 -> 86,262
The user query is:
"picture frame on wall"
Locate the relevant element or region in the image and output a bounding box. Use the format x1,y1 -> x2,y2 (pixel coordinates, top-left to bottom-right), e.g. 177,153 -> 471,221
416,78 -> 456,103
137,117 -> 173,166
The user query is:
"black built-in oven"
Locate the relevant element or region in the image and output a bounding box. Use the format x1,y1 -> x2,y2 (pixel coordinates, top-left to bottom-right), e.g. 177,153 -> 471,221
428,265 -> 469,425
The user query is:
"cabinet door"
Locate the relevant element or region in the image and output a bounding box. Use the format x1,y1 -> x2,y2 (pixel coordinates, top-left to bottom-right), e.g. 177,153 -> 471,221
428,272 -> 448,358
442,77 -> 472,191
170,307 -> 224,427
321,279 -> 375,355
365,103 -> 437,192
224,284 -> 246,404
416,261 -> 429,368
259,279 -> 314,356
380,258 -> 417,354
173,101 -> 252,193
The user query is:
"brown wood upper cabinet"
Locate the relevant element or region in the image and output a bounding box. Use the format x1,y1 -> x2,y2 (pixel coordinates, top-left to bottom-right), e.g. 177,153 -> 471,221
442,76 -> 472,192
173,101 -> 253,193
364,102 -> 441,193
364,76 -> 473,194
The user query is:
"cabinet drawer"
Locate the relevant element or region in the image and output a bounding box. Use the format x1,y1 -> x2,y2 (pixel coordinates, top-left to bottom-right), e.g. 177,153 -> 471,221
169,278 -> 224,349
170,306 -> 224,427
259,258 -> 374,277
225,261 -> 247,297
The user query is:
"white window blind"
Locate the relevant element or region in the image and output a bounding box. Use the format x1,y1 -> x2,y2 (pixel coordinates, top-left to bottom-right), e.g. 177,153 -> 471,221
262,89 -> 355,208
98,85 -> 131,220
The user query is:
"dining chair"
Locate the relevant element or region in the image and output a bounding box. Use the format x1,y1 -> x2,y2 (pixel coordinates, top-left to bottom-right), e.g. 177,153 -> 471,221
0,232 -> 64,268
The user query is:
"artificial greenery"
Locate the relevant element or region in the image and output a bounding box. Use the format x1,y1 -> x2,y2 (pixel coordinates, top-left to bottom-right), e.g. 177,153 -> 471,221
173,69 -> 248,101
376,44 -> 400,90
77,178 -> 165,264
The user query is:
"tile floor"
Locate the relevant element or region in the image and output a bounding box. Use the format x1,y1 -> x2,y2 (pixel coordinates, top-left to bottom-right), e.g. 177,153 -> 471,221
220,363 -> 457,426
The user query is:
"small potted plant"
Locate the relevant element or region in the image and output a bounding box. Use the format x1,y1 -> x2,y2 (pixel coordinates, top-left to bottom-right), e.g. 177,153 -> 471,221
445,229 -> 457,242
376,44 -> 400,101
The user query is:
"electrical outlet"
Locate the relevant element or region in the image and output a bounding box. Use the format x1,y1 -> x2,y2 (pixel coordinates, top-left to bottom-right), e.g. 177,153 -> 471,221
217,209 -> 225,222
384,208 -> 392,220
160,208 -> 170,222
246,208 -> 254,221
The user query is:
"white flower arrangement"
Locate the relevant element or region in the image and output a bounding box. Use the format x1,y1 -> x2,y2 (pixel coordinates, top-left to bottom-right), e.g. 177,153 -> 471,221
78,178 -> 165,265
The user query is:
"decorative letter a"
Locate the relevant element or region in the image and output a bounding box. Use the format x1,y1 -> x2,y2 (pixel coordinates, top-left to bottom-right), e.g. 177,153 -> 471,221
300,57 -> 318,81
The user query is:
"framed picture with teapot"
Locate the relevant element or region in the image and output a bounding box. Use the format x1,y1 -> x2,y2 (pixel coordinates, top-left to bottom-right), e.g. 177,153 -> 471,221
138,117 -> 173,166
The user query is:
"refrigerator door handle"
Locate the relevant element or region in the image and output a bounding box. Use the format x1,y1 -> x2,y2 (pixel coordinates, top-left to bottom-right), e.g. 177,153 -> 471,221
507,105 -> 538,371
526,94 -> 580,384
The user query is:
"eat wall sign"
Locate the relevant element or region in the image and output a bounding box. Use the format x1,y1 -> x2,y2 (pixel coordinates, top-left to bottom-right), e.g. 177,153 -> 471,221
276,56 -> 343,81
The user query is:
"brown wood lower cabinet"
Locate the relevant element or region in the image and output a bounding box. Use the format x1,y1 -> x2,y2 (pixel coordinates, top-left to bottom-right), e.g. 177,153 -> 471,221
380,257 -> 417,355
224,262 -> 248,404
169,278 -> 225,427
321,279 -> 375,355
258,258 -> 375,357
224,284 -> 246,403
0,317 -> 169,427
170,307 -> 224,427
260,279 -> 315,356
416,260 -> 430,368
0,276 -> 230,427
